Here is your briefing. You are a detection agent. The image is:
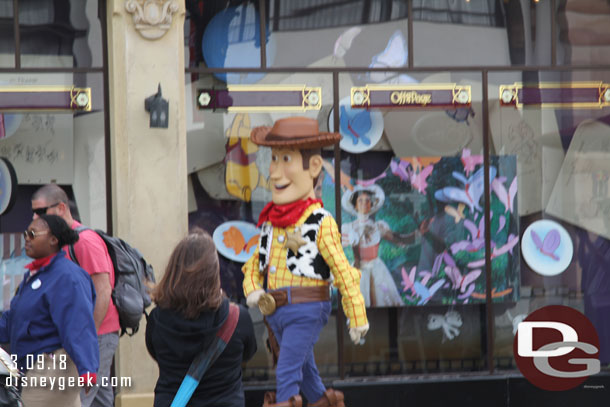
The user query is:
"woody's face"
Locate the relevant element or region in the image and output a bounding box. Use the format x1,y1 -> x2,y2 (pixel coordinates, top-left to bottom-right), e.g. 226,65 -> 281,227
269,148 -> 320,205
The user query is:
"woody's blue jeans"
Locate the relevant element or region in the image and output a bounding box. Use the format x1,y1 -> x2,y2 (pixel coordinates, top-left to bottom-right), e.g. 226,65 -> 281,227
266,299 -> 331,403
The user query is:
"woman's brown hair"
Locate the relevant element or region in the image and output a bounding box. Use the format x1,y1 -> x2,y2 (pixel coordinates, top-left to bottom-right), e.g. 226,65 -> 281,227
152,228 -> 223,319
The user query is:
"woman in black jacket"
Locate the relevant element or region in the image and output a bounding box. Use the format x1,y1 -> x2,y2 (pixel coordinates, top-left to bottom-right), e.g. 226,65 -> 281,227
146,228 -> 257,407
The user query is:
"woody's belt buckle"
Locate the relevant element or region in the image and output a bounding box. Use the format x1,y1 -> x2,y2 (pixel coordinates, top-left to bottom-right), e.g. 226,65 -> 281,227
258,293 -> 277,316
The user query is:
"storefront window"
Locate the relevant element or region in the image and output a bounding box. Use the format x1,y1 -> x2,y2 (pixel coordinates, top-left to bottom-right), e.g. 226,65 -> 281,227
187,0 -> 610,387
557,0 -> 610,67
490,69 -> 610,370
412,0 -> 552,67
185,71 -> 338,381
18,0 -> 103,68
0,1 -> 108,311
185,1 -> 264,84
0,0 -> 15,67
267,1 -> 409,70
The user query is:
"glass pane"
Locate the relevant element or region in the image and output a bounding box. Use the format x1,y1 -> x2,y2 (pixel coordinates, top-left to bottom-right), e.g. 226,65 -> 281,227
185,72 -> 338,381
0,0 -> 15,67
412,0 -> 550,66
0,72 -> 107,310
335,71 -> 502,375
490,69 -> 610,371
186,1 -> 262,83
558,0 -> 610,66
267,0 -> 409,69
19,0 -> 103,68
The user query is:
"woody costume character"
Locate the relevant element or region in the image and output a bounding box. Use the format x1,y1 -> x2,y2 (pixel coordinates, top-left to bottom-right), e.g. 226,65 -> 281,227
242,117 -> 369,407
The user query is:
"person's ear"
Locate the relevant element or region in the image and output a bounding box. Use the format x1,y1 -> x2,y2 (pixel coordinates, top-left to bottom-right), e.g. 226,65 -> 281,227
49,235 -> 59,249
308,154 -> 323,179
56,201 -> 67,216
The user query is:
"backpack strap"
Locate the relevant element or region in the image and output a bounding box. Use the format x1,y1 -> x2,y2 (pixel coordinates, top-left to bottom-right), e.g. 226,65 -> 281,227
68,226 -> 90,266
170,303 -> 240,407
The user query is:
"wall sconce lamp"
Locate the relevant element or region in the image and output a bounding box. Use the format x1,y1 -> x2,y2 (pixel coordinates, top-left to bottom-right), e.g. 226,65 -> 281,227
144,83 -> 169,128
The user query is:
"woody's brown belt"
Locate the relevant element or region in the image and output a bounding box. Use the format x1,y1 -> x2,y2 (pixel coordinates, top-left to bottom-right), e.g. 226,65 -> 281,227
258,285 -> 330,316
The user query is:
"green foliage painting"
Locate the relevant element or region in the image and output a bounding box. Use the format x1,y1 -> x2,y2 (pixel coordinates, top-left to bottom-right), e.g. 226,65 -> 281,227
320,152 -> 520,307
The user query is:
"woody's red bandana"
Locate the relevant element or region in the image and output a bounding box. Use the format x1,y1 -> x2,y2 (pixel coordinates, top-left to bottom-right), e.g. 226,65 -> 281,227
257,198 -> 322,228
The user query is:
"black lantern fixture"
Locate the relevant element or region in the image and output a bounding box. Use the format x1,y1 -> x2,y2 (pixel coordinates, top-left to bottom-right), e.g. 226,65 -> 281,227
144,83 -> 169,128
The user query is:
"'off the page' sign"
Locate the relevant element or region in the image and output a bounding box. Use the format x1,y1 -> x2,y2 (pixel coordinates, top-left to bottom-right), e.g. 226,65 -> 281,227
500,82 -> 610,109
351,84 -> 471,109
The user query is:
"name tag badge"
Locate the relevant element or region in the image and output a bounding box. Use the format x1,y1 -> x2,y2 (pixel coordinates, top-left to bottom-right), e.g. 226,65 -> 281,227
31,279 -> 42,290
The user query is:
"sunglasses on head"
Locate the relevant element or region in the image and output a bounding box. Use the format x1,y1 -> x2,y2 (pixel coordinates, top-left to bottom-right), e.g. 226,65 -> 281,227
24,229 -> 49,240
32,202 -> 60,216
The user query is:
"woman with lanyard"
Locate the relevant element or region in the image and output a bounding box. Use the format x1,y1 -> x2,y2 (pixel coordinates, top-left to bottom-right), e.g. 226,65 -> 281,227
0,214 -> 99,407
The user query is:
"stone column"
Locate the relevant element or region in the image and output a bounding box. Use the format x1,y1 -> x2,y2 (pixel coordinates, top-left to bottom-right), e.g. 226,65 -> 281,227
106,1 -> 187,406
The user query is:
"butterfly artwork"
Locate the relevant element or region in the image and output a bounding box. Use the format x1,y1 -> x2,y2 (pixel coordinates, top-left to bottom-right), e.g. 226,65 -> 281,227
340,105 -> 372,146
427,310 -> 463,341
390,158 -> 410,183
223,226 -> 259,256
366,30 -> 417,84
333,27 -> 362,59
400,266 -> 416,294
412,278 -> 445,305
440,252 -> 481,300
491,176 -> 517,214
213,221 -> 260,263
450,214 -> 489,255
460,148 -> 483,176
467,233 -> 519,268
445,267 -> 482,300
470,287 -> 514,300
445,203 -> 466,224
407,164 -> 434,195
497,215 -> 506,235
434,165 -> 497,213
531,229 -> 560,261
446,107 -> 475,125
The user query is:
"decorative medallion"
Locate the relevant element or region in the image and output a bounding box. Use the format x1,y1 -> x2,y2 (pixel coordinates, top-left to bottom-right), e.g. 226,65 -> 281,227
125,0 -> 179,40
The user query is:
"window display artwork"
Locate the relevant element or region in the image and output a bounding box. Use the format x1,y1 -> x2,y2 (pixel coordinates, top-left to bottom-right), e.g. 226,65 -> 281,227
201,3 -> 274,84
521,220 -> 573,277
212,220 -> 260,263
327,97 -> 384,154
224,114 -> 270,202
320,153 -> 520,307
427,310 -> 463,342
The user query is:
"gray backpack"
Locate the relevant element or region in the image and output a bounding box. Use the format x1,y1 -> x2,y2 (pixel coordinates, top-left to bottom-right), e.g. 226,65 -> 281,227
69,227 -> 155,336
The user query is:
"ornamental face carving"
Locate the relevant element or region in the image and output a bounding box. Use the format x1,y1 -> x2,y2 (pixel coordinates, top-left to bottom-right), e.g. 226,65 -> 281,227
125,0 -> 179,40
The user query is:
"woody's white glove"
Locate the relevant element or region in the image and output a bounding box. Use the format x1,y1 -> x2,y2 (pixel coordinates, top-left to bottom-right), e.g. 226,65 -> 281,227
246,289 -> 265,309
349,323 -> 369,345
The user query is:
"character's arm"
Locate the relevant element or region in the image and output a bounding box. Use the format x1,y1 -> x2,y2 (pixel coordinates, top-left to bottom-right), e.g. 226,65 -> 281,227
318,215 -> 368,329
242,248 -> 265,307
380,219 -> 422,246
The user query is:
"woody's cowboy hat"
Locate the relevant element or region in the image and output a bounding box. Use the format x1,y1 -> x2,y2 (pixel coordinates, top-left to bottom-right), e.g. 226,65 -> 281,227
341,184 -> 385,217
251,117 -> 341,149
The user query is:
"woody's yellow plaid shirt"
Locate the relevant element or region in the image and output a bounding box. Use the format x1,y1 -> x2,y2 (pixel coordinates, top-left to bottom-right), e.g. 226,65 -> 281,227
242,202 -> 368,328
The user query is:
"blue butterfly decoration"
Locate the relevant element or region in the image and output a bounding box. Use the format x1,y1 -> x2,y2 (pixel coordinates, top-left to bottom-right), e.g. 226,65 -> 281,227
340,105 -> 372,146
435,166 -> 497,213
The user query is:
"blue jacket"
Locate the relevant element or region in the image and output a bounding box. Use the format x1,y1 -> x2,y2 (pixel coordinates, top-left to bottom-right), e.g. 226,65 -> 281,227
0,250 -> 99,375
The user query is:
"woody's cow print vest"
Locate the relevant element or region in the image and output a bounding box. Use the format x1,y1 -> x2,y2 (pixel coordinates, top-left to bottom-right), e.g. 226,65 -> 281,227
258,208 -> 332,281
